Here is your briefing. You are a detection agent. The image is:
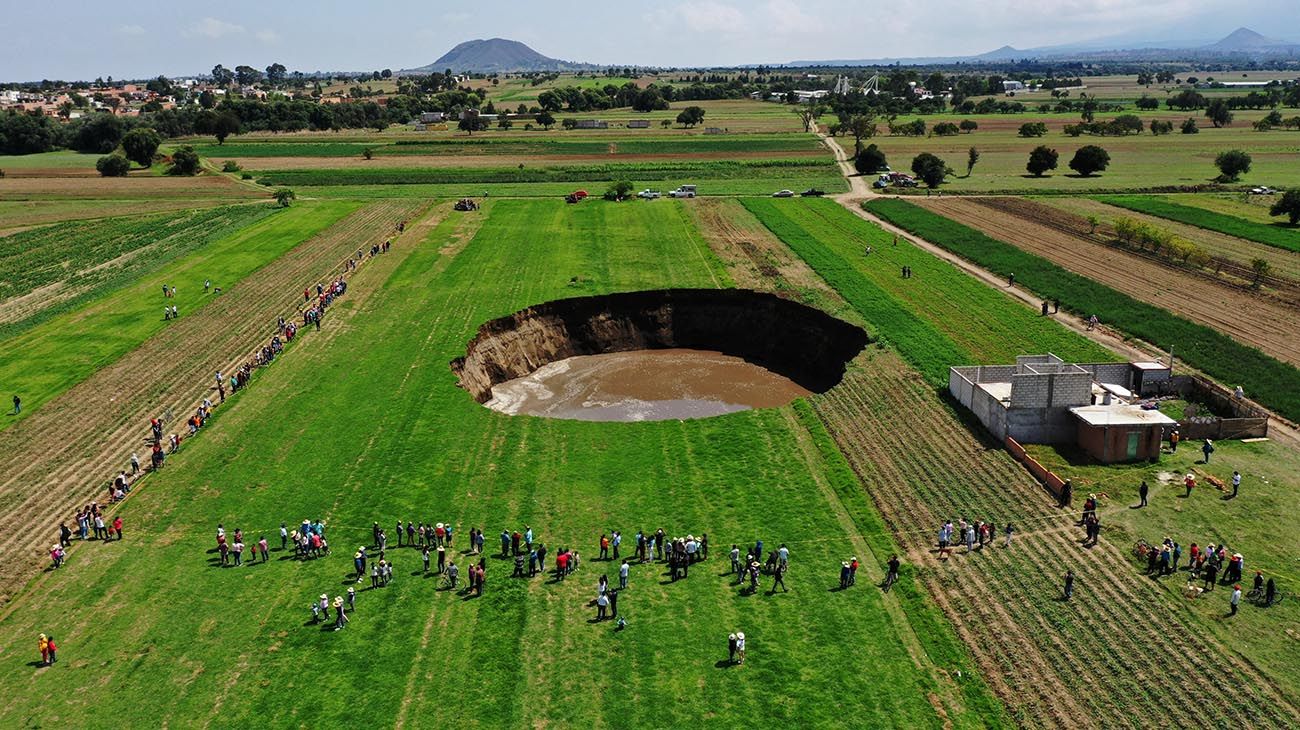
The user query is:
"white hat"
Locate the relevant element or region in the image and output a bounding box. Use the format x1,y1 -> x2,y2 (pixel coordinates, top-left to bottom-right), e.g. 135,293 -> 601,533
436,522 -> 444,528
320,593 -> 328,600
728,633 -> 736,640
737,632 -> 745,640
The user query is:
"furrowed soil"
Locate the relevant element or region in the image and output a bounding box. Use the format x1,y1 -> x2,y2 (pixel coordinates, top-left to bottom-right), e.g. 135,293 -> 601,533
692,196 -> 1300,728
0,199 -> 430,604
915,197 -> 1300,367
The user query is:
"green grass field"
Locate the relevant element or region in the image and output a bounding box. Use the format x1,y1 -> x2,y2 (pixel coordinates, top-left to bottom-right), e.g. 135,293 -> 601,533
191,134 -> 823,158
0,199 -> 1001,728
0,201 -> 358,426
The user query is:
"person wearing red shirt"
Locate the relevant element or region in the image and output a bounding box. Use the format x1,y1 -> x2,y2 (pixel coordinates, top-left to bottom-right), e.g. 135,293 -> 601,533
112,516 -> 123,541
556,551 -> 569,581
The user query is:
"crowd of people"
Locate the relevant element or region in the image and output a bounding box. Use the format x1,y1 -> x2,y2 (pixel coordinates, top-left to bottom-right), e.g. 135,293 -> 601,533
936,518 -> 1015,558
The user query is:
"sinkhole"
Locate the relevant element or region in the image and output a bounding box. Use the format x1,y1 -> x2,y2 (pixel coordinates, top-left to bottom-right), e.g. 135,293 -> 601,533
450,289 -> 868,422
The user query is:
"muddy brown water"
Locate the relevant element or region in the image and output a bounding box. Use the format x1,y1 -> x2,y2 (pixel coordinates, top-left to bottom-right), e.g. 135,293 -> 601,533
484,348 -> 811,422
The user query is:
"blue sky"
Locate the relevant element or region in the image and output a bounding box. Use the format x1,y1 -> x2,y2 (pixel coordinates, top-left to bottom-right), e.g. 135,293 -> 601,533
2,0 -> 1297,81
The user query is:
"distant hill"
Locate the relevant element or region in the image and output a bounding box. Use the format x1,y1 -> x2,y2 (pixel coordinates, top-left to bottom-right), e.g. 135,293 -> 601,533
404,38 -> 597,73
1205,27 -> 1289,51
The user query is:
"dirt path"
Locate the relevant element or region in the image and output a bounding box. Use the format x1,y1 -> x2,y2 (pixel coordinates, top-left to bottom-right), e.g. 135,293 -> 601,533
0,199 -> 434,604
916,197 -> 1300,367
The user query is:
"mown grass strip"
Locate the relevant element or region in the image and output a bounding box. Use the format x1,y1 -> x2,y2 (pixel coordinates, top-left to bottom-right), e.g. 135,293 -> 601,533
254,159 -> 838,187
867,198 -> 1300,423
1097,195 -> 1300,254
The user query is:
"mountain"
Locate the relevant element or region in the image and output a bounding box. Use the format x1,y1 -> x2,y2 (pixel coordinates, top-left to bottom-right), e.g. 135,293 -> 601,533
1205,27 -> 1288,50
404,38 -> 597,73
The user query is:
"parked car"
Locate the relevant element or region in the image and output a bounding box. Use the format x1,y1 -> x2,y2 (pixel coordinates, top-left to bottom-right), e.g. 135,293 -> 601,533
668,184 -> 697,198
1250,187 -> 1276,195
637,189 -> 662,199
800,188 -> 826,197
772,189 -> 795,198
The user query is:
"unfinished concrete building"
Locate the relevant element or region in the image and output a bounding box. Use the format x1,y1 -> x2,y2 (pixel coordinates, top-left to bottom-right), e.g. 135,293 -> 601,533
949,354 -> 1175,463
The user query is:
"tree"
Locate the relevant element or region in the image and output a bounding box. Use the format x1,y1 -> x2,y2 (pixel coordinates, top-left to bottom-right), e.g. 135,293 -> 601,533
211,64 -> 234,86
265,63 -> 288,85
1269,189 -> 1300,225
1068,145 -> 1110,177
660,119 -> 672,129
234,65 -> 263,86
933,122 -> 960,136
168,145 -> 201,176
537,91 -> 563,112
676,106 -> 706,128
1026,145 -> 1059,177
1149,119 -> 1174,135
966,146 -> 980,177
198,89 -> 216,109
794,99 -> 822,132
497,117 -> 513,130
1248,258 -> 1272,288
120,127 -> 162,167
362,148 -> 374,160
211,112 -> 241,144
845,113 -> 878,154
1214,150 -> 1252,181
910,152 -> 951,188
72,113 -> 124,153
959,119 -> 978,133
1205,99 -> 1233,128
1135,95 -> 1159,110
1180,117 -> 1199,134
534,111 -> 555,130
381,69 -> 392,79
273,188 -> 296,208
1018,122 -> 1048,137
458,111 -> 485,134
604,179 -> 634,200
95,154 -> 131,177
854,144 -> 888,175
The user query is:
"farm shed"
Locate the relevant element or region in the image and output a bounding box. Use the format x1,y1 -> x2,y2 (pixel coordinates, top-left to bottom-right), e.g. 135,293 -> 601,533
1070,405 -> 1174,463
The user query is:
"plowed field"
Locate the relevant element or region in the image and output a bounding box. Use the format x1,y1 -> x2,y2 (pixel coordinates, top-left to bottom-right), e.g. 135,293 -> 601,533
916,197 -> 1300,367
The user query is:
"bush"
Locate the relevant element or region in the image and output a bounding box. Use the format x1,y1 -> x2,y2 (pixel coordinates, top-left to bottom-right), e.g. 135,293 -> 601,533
240,172 -> 254,180
273,188 -> 296,207
1068,145 -> 1110,177
1214,150 -> 1252,181
221,160 -> 242,173
932,122 -> 960,136
1149,120 -> 1174,135
854,144 -> 888,175
120,127 -> 162,168
167,146 -> 201,176
95,154 -> 131,177
959,119 -> 978,133
1270,190 -> 1300,225
603,180 -> 634,200
910,153 -> 951,188
1018,122 -> 1048,137
1180,118 -> 1199,134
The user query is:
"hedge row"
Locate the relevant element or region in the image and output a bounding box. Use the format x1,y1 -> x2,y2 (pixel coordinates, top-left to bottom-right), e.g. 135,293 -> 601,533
1097,195 -> 1300,254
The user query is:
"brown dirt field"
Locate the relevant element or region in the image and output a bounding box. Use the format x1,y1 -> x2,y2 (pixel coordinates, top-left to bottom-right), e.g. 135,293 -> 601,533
699,195 -> 1300,726
0,175 -> 261,201
917,197 -> 1300,367
233,149 -> 826,170
1039,197 -> 1300,284
0,199 -> 435,606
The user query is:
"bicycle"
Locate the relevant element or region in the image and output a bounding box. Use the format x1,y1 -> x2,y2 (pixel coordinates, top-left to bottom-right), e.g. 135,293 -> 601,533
1134,539 -> 1153,561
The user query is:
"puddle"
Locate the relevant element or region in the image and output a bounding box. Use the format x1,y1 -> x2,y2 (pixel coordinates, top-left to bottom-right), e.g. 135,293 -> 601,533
485,348 -> 811,422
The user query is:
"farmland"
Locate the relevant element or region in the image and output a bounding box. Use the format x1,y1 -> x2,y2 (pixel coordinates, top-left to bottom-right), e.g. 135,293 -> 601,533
865,198 -> 1300,423
4,69 -> 1300,729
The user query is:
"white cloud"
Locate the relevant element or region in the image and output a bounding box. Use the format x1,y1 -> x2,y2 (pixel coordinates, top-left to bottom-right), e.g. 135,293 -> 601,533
186,17 -> 246,39
444,11 -> 471,24
115,24 -> 146,36
762,0 -> 826,34
254,29 -> 280,43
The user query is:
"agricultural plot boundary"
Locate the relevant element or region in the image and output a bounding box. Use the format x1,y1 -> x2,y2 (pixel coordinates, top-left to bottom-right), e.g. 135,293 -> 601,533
865,198 -> 1300,424
1098,195 -> 1300,254
254,159 -> 839,187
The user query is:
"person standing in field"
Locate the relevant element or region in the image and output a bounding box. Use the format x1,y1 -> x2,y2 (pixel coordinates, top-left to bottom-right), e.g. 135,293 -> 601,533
422,545 -> 430,574
772,562 -> 788,593
1202,439 -> 1214,464
1230,584 -> 1242,616
1184,473 -> 1196,498
1232,471 -> 1241,499
1138,480 -> 1149,508
1170,429 -> 1180,452
619,559 -> 629,590
728,633 -> 738,664
1004,523 -> 1014,547
112,516 -> 123,541
1063,570 -> 1074,601
11,395 -> 20,415
736,632 -> 746,664
39,634 -> 49,666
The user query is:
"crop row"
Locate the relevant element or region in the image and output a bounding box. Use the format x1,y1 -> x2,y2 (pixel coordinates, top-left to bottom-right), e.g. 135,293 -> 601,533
254,159 -> 839,187
1098,195 -> 1300,254
0,206 -> 275,336
190,135 -> 821,159
866,198 -> 1300,423
741,199 -> 1111,386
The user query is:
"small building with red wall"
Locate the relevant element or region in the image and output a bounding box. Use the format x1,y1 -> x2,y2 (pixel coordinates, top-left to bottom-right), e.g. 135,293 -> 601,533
1070,405 -> 1174,463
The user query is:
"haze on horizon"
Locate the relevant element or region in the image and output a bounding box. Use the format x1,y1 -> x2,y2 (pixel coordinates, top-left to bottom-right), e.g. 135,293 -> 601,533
3,0 -> 1299,81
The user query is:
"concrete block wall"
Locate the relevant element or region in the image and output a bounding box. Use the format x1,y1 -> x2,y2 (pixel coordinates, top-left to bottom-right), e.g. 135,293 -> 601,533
1050,373 -> 1093,406
1010,373 -> 1051,408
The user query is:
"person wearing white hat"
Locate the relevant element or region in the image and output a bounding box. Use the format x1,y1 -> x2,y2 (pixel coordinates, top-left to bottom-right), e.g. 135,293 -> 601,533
333,596 -> 349,630
736,632 -> 746,664
728,633 -> 738,664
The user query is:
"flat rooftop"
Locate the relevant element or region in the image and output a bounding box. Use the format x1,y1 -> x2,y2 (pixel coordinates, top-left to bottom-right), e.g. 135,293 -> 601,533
978,382 -> 1012,402
1070,405 -> 1177,428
